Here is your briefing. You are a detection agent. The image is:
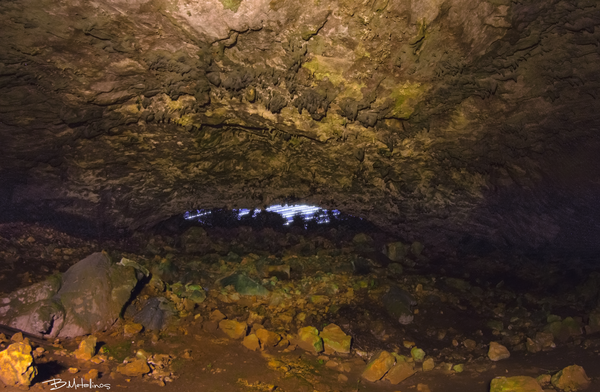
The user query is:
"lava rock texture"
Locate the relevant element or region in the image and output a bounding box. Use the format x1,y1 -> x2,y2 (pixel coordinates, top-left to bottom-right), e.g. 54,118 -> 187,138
1,0 -> 599,257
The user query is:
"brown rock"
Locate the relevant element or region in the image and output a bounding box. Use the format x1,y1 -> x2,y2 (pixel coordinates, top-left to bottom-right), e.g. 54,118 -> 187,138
296,326 -> 323,354
123,322 -> 143,335
490,376 -> 543,392
219,319 -> 248,339
10,332 -> 24,343
422,357 -> 435,372
384,360 -> 416,385
361,350 -> 395,382
488,342 -> 510,361
117,358 -> 150,377
256,329 -> 281,348
463,339 -> 477,350
320,323 -> 352,354
84,369 -> 99,381
0,342 -> 38,387
210,309 -> 226,322
73,335 -> 97,361
242,334 -> 260,351
551,365 -> 591,391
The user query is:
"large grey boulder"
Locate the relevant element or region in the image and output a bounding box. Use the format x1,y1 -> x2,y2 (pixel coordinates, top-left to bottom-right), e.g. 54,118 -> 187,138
0,252 -> 139,338
0,275 -> 64,337
54,252 -> 139,338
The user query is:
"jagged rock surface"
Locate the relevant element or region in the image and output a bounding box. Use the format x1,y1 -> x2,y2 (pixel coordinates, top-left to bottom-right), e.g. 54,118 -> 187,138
0,0 -> 599,256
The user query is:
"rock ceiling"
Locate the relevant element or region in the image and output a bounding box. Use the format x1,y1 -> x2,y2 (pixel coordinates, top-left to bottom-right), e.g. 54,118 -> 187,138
0,0 -> 599,256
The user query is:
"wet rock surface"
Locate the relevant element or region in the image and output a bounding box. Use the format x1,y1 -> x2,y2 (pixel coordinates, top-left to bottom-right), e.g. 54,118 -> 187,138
0,222 -> 600,391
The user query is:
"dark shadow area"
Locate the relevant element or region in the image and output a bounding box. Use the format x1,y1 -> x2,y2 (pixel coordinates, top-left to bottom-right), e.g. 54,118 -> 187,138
0,207 -> 129,242
33,360 -> 68,385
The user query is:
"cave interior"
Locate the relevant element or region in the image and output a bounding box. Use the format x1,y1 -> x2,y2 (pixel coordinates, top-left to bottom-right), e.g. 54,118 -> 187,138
1,0 -> 600,390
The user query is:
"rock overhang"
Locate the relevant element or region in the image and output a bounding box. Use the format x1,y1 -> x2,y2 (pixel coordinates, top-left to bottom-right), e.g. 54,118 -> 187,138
0,0 -> 599,258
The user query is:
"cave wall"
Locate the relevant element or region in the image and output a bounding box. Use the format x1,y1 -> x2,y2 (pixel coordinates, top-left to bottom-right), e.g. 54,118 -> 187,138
0,0 -> 599,256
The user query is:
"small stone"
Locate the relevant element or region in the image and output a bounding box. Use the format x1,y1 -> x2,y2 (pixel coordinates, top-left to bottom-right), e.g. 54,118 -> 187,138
276,338 -> 290,350
535,331 -> 555,349
325,360 -> 339,368
242,334 -> 260,351
453,364 -> 464,373
537,374 -> 551,386
490,376 -> 543,392
463,339 -> 477,350
384,360 -> 416,384
422,358 -> 435,372
353,233 -> 373,245
361,350 -> 395,382
403,340 -> 415,348
256,329 -> 281,348
84,369 -> 99,381
411,241 -> 424,256
68,367 -> 79,374
0,342 -> 38,387
73,335 -> 97,361
11,332 -> 24,343
219,320 -> 248,339
526,337 -> 541,353
338,374 -> 348,382
411,347 -> 426,362
117,358 -> 150,377
551,365 -> 590,391
320,324 -> 352,354
124,322 -> 144,335
27,236 -> 35,243
383,242 -> 407,261
297,326 -> 323,354
210,309 -> 226,322
488,342 -> 510,361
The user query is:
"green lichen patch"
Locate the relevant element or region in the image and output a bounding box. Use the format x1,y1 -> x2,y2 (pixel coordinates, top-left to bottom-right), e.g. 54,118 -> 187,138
218,0 -> 243,12
385,81 -> 428,119
302,55 -> 350,87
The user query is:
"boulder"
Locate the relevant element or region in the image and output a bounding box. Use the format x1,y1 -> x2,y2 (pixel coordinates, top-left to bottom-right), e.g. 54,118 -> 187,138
362,350 -> 395,382
0,252 -> 139,338
410,347 -> 426,362
73,335 -> 97,361
219,320 -> 248,339
116,358 -> 150,377
255,328 -> 281,348
488,342 -> 510,361
383,242 -> 407,262
132,297 -> 175,331
320,323 -> 351,354
0,342 -> 37,387
54,252 -> 139,338
490,376 -> 543,392
0,274 -> 64,337
296,326 -> 323,354
384,360 -> 415,384
551,365 -> 590,391
242,334 -> 260,351
422,358 -> 435,371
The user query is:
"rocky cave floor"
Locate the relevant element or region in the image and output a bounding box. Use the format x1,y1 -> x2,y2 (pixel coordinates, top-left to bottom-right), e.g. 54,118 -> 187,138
1,221 -> 600,392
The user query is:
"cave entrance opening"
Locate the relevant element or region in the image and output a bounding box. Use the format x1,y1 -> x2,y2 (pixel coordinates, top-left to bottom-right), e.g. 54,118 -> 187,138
179,204 -> 377,233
